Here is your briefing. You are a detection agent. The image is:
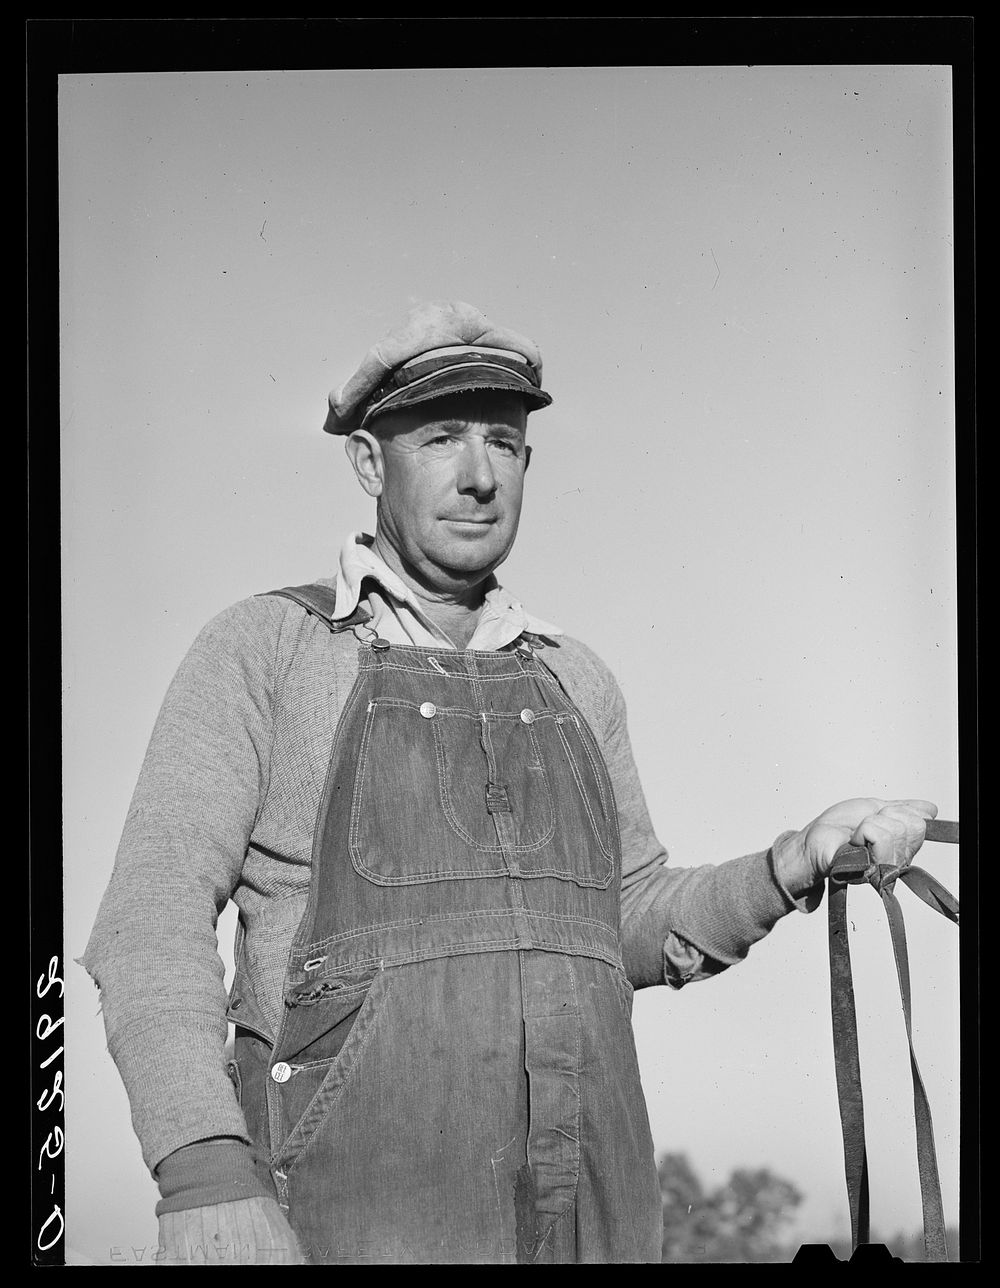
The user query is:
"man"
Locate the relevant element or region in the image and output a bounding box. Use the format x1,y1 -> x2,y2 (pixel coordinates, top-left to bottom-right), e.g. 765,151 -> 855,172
82,300 -> 936,1265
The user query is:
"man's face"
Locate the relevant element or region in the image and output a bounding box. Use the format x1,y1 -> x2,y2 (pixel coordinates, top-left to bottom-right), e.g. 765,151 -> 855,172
357,390 -> 530,594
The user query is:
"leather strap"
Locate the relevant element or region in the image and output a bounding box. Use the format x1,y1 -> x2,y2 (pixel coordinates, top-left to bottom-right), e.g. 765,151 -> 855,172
924,818 -> 960,845
828,821 -> 959,1261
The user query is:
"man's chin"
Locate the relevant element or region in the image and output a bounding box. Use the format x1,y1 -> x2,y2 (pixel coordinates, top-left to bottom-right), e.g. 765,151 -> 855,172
435,554 -> 504,583
430,540 -> 511,584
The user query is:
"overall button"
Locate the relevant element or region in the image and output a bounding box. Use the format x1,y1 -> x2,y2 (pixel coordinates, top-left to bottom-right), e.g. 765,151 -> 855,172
270,1062 -> 292,1084
419,702 -> 437,719
520,708 -> 536,724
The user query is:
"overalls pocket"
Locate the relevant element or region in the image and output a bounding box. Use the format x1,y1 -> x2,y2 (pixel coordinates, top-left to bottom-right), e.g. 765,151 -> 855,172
348,698 -> 613,887
232,1026 -> 274,1162
272,969 -> 393,1168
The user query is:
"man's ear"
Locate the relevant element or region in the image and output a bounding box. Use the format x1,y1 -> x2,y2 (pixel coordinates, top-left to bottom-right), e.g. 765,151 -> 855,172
344,430 -> 384,498
524,443 -> 532,471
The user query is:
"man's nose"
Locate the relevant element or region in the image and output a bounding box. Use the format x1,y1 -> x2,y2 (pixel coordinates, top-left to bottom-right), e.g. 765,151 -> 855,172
457,440 -> 497,497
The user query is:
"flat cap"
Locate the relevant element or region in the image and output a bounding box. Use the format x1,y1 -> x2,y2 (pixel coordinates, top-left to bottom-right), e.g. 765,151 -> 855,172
323,300 -> 553,435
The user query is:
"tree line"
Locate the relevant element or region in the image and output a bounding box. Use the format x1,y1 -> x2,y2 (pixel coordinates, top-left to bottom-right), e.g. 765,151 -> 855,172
657,1152 -> 959,1263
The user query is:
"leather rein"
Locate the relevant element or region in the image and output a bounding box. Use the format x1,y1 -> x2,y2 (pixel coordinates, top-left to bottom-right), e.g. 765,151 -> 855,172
827,817 -> 959,1261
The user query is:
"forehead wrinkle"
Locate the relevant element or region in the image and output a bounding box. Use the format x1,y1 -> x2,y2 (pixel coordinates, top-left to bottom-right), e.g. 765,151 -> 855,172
413,416 -> 526,440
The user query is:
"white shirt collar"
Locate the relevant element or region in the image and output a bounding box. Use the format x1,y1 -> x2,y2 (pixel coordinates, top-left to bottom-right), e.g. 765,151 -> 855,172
332,531 -> 562,650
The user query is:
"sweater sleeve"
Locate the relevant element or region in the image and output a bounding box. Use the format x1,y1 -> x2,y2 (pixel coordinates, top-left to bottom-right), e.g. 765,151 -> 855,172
78,595 -> 288,1173
546,637 -> 818,989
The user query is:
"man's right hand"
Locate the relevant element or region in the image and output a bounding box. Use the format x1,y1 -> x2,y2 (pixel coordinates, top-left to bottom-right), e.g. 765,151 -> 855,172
157,1197 -> 306,1265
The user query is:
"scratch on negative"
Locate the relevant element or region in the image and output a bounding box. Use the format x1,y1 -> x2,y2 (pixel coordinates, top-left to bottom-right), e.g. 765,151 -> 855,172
491,1136 -> 519,1259
491,1138 -> 518,1202
710,248 -> 721,290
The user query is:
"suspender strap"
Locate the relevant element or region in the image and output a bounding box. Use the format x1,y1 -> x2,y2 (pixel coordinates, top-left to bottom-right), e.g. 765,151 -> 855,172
827,821 -> 959,1262
259,582 -> 372,632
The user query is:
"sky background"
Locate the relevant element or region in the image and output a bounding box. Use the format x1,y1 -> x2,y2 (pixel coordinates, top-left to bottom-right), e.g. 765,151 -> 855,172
58,64 -> 960,1264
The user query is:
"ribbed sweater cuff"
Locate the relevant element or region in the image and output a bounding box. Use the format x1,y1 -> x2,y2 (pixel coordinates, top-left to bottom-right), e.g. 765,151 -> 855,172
100,1010 -> 254,1172
698,844 -> 803,961
155,1140 -> 274,1216
666,840 -> 812,970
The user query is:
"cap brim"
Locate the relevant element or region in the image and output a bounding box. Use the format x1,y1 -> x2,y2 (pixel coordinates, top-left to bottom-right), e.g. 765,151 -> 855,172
324,365 -> 552,435
361,364 -> 551,428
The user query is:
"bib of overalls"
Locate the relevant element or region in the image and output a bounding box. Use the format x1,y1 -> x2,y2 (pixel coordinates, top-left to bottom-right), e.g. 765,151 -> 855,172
234,637 -> 662,1264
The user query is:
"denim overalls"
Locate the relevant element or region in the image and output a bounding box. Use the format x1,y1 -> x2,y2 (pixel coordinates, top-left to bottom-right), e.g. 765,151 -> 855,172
231,616 -> 663,1264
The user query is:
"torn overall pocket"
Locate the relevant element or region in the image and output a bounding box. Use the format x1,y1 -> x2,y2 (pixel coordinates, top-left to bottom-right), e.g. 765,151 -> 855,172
270,967 -> 390,1165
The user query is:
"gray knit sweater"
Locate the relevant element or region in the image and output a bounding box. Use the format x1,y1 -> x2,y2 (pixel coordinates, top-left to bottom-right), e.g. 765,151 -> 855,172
81,582 -> 806,1179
